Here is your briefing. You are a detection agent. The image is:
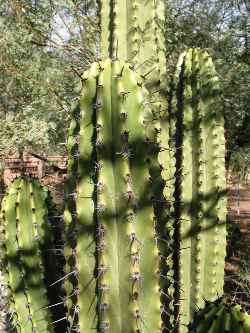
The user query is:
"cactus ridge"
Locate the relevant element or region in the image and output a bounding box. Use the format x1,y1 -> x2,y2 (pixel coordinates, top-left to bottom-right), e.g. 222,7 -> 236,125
0,177 -> 55,333
188,298 -> 250,333
170,48 -> 227,332
63,58 -> 173,333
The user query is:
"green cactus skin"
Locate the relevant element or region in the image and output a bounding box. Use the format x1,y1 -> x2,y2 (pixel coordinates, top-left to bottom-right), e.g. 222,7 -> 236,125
64,58 -> 169,333
0,177 -> 55,333
188,299 -> 250,333
170,48 -> 227,332
98,0 -> 166,83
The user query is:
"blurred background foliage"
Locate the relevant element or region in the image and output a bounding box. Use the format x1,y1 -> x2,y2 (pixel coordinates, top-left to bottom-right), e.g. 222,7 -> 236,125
0,0 -> 249,178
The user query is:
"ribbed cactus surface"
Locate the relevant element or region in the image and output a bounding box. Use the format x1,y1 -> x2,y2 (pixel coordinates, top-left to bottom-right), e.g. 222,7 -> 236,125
170,48 -> 227,332
99,0 -> 166,76
64,58 -> 169,333
188,299 -> 250,333
0,177 -> 54,333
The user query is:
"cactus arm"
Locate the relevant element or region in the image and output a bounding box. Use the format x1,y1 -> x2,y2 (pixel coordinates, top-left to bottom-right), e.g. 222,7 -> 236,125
224,309 -> 231,332
232,304 -> 250,333
111,0 -> 129,59
63,102 -> 81,328
232,307 -> 244,332
136,0 -> 166,80
158,51 -> 188,330
99,0 -> 134,59
243,310 -> 250,333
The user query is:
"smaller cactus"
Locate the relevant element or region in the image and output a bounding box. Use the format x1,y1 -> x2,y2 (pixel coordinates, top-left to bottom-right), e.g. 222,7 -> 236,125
188,298 -> 250,333
0,177 -> 61,333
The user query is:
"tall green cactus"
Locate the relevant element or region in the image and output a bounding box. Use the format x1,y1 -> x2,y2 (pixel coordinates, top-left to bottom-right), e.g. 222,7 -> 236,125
0,177 -> 55,333
64,58 -> 172,333
169,48 -> 227,332
188,298 -> 250,333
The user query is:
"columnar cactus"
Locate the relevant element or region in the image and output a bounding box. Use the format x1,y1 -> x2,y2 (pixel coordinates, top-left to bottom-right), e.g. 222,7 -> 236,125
64,58 -> 171,333
0,177 -> 55,333
169,48 -> 227,332
188,298 -> 250,333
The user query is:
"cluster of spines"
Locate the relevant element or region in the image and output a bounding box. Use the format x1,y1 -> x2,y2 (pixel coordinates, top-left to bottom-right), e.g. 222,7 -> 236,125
170,48 -> 227,332
0,177 -> 55,333
188,298 -> 250,333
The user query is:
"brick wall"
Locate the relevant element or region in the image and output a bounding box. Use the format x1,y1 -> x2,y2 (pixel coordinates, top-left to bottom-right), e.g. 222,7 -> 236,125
3,155 -> 67,186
